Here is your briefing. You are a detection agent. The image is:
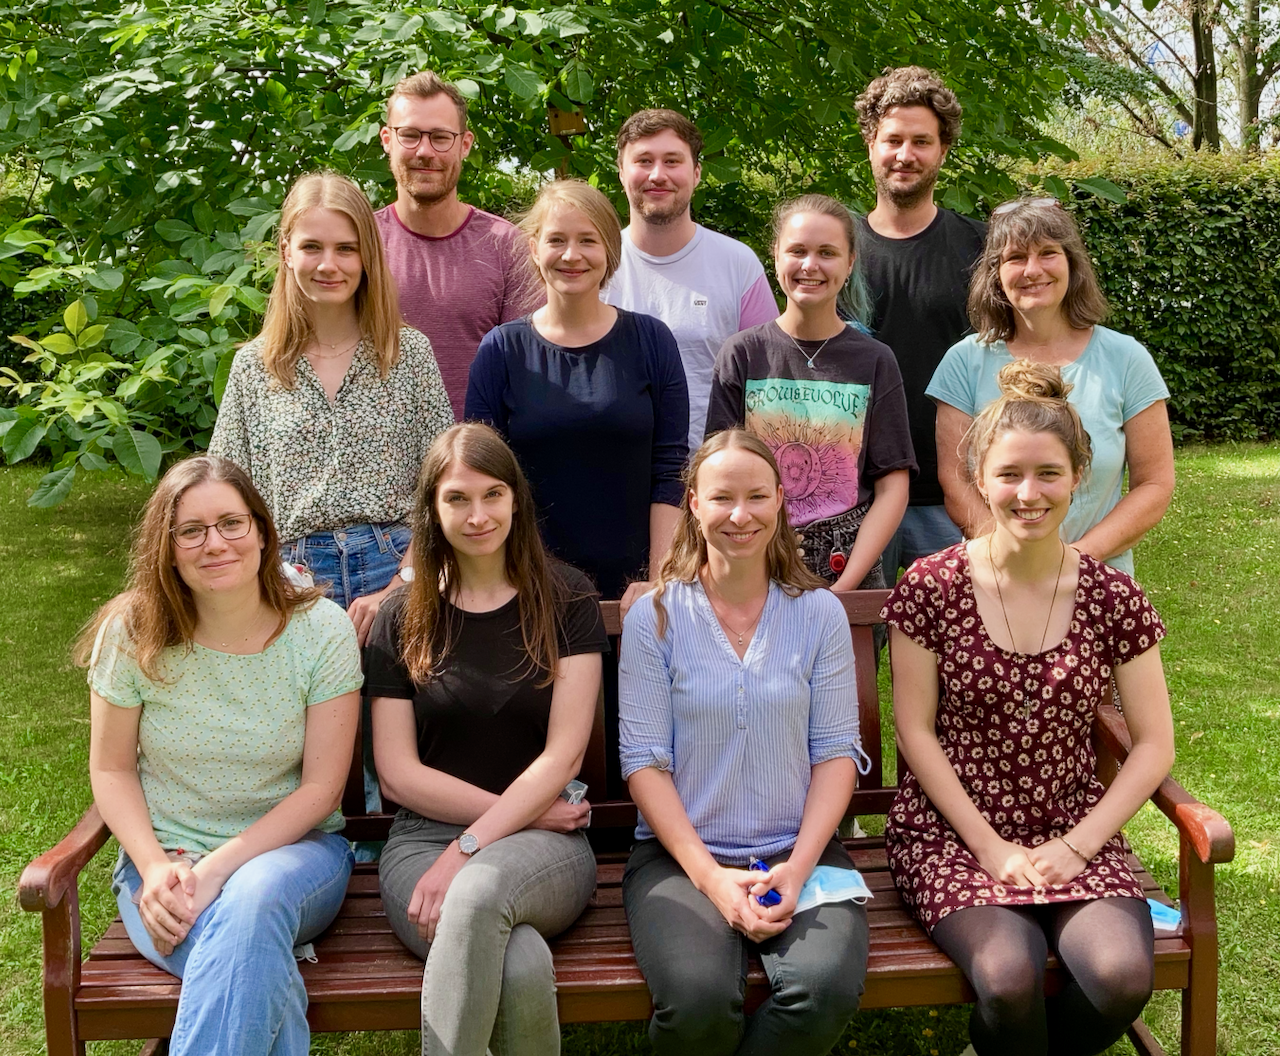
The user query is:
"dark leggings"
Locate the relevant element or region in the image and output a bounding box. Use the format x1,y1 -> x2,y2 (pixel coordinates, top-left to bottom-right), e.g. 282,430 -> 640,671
931,897 -> 1154,1056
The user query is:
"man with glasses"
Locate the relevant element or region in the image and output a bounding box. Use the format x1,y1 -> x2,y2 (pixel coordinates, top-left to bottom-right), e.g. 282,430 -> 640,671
853,66 -> 987,577
376,71 -> 540,417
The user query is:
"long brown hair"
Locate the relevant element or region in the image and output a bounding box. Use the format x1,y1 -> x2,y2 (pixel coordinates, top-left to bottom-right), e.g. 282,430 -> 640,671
400,423 -> 567,686
258,171 -> 403,388
651,429 -> 824,638
963,360 -> 1093,491
968,198 -> 1109,343
76,456 -> 324,681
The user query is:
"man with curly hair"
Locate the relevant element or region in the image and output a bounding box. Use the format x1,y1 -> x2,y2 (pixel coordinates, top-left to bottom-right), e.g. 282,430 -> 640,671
854,66 -> 987,577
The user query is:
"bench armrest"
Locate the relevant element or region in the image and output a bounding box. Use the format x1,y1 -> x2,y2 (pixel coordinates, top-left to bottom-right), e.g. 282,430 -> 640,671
18,803 -> 111,912
1095,705 -> 1235,866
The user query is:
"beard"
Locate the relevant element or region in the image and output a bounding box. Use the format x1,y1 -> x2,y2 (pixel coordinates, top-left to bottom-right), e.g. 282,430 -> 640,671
392,155 -> 460,206
627,186 -> 693,226
873,161 -> 941,209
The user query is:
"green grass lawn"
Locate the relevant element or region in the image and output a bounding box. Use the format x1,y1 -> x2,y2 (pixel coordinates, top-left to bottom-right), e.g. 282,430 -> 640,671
1,442 -> 1277,1056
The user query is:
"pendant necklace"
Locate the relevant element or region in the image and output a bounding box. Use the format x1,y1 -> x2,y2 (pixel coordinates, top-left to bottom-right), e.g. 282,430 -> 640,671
784,328 -> 835,370
703,578 -> 767,648
309,335 -> 362,360
990,541 -> 1067,718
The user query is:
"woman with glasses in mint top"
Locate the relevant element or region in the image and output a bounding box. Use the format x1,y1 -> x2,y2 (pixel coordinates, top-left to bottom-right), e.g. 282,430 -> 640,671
81,456 -> 363,1056
929,197 -> 1174,577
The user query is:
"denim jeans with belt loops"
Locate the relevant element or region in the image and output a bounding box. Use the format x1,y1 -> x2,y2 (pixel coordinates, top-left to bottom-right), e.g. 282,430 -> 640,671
282,522 -> 411,820
111,831 -> 353,1056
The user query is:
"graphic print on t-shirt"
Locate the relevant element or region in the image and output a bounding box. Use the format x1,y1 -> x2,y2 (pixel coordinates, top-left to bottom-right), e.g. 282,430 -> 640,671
743,378 -> 869,527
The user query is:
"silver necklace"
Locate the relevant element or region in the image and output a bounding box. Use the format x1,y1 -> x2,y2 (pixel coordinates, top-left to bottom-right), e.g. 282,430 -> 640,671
784,328 -> 835,369
702,579 -> 767,648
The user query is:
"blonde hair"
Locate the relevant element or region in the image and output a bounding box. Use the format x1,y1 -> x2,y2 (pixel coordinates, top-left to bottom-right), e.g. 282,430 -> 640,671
520,180 -> 623,289
75,456 -> 324,682
651,429 -> 824,638
968,198 -> 1108,343
258,171 -> 402,388
963,360 -> 1093,489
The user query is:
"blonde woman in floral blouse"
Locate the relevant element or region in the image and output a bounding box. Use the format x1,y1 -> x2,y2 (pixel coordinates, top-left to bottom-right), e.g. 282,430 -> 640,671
211,172 -> 453,647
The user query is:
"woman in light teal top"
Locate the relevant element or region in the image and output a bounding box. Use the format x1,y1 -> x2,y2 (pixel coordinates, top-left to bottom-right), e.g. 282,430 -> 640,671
928,198 -> 1174,576
81,455 -> 363,1056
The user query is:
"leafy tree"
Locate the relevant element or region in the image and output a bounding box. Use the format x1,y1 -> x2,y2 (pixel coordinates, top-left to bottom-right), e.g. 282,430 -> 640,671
1075,0 -> 1280,152
0,0 -> 1083,504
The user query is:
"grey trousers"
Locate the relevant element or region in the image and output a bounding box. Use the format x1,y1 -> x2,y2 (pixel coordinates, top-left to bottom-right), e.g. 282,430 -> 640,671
623,837 -> 869,1056
379,812 -> 596,1056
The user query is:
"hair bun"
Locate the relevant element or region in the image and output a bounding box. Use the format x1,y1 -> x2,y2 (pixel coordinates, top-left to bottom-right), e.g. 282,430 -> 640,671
996,359 -> 1073,403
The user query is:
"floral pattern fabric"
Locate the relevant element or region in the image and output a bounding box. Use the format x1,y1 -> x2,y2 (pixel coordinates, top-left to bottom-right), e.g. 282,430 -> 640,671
881,544 -> 1166,931
209,327 -> 453,541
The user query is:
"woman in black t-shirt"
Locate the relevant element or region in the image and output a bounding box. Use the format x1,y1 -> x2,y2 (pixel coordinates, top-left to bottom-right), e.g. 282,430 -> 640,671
707,194 -> 916,589
364,422 -> 607,1056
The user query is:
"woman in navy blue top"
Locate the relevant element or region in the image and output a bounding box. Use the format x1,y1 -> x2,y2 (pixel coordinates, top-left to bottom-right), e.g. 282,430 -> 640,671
465,180 -> 689,603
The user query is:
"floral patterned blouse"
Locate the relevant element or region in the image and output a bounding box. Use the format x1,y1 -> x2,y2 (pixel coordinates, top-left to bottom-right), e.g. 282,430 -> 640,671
209,326 -> 453,541
880,544 -> 1166,931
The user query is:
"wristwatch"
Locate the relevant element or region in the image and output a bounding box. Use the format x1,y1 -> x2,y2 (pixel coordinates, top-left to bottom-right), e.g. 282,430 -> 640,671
395,566 -> 415,584
457,832 -> 480,856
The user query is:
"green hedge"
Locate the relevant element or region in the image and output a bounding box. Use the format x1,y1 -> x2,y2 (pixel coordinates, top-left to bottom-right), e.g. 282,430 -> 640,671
1032,154 -> 1280,442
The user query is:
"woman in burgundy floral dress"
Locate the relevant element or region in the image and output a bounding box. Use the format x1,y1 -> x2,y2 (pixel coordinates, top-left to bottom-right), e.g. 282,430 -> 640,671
882,361 -> 1175,1056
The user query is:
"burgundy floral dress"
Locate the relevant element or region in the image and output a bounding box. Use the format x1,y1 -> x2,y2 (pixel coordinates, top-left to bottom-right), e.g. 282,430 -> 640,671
881,544 -> 1166,932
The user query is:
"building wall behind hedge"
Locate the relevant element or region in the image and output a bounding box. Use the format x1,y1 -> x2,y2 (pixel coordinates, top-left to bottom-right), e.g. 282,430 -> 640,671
1036,155 -> 1280,442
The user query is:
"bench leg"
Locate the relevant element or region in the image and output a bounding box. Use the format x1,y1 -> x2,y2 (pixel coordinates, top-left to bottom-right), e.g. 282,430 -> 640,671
40,896 -> 85,1056
139,1039 -> 170,1055
1126,1018 -> 1168,1056
1180,848 -> 1221,1056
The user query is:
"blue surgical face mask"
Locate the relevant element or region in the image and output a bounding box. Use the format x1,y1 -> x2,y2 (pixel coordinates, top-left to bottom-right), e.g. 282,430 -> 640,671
794,865 -> 874,915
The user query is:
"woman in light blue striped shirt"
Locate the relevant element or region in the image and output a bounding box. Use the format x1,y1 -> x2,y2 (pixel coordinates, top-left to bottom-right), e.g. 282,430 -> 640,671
619,428 -> 871,1055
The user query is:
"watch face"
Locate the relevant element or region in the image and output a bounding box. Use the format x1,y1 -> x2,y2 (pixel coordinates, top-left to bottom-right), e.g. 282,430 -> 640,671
458,833 -> 479,855
398,566 -> 415,584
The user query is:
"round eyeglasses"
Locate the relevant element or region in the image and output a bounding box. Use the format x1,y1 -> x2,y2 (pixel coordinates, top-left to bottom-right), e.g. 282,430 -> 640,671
171,514 -> 255,549
389,126 -> 464,151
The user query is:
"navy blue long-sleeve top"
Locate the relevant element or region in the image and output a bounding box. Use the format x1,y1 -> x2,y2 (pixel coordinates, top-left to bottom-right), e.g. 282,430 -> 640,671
465,310 -> 690,600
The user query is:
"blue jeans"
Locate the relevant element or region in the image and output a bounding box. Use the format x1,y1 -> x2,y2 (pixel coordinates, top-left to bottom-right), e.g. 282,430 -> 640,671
111,831 -> 354,1056
281,521 -> 410,611
283,522 -> 410,817
879,503 -> 963,581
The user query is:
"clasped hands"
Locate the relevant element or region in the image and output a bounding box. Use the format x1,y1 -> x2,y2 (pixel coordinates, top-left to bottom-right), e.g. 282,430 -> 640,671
138,859 -> 221,956
976,836 -> 1090,889
701,860 -> 802,943
407,798 -> 592,944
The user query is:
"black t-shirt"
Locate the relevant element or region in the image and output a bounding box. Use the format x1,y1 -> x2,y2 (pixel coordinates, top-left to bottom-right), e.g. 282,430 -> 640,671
363,564 -> 609,796
856,208 -> 986,507
705,320 -> 916,519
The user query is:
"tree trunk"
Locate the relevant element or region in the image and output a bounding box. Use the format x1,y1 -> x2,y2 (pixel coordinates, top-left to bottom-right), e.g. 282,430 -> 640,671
1235,0 -> 1263,150
1190,0 -> 1222,150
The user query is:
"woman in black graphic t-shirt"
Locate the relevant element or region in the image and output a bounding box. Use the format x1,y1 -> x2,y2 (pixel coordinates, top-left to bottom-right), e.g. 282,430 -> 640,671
707,194 -> 916,589
364,422 -> 607,1056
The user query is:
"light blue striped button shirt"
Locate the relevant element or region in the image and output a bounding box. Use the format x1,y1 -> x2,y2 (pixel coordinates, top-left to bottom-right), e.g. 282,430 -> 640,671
619,578 -> 868,865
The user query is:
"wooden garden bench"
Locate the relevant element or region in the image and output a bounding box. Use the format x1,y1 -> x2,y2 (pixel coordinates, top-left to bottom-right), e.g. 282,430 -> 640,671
19,590 -> 1234,1055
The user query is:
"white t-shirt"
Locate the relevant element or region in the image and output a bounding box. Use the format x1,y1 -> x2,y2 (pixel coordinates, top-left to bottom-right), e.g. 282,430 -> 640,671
927,325 -> 1169,576
603,225 -> 778,450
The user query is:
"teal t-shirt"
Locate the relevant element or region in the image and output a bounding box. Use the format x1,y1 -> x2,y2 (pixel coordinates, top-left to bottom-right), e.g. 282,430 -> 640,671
89,597 -> 364,855
927,325 -> 1169,576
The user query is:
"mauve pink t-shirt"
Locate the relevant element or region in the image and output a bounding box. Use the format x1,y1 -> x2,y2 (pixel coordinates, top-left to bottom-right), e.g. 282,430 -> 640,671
375,204 -> 542,418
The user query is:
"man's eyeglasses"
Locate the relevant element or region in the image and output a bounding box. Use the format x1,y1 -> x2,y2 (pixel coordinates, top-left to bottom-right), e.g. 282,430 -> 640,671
389,126 -> 464,151
171,514 -> 254,549
991,197 -> 1062,218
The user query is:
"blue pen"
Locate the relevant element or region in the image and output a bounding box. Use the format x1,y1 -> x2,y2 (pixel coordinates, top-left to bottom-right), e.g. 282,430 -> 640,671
749,857 -> 782,907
